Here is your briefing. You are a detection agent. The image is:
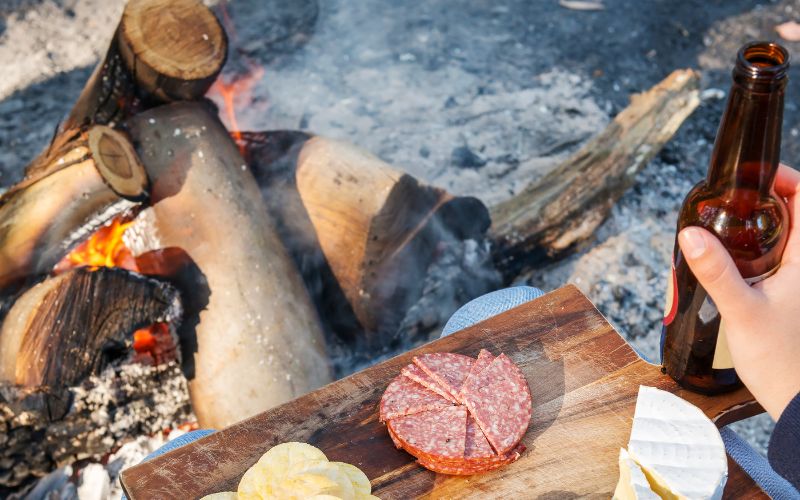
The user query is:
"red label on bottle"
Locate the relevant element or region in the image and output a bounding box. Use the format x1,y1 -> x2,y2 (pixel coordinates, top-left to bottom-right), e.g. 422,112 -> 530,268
662,255 -> 678,326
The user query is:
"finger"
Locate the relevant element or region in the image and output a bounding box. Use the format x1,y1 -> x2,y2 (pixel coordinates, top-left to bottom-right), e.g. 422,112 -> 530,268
678,227 -> 760,321
776,164 -> 800,263
774,163 -> 800,198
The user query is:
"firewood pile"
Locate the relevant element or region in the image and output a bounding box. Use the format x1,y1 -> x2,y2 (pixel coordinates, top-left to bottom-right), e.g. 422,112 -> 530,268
0,0 -> 701,493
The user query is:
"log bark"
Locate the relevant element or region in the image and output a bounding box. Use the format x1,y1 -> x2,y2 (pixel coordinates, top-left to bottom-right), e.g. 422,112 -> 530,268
0,361 -> 191,490
239,131 -> 490,348
490,69 -> 701,277
126,103 -> 331,429
0,267 -> 180,407
0,126 -> 148,292
59,0 -> 226,133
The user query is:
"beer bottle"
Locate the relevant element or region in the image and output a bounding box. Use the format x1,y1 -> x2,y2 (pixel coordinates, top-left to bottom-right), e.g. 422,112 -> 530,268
661,41 -> 790,394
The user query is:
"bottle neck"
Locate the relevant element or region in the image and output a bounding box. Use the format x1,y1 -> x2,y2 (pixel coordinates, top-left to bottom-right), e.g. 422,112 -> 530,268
706,42 -> 788,196
706,82 -> 784,195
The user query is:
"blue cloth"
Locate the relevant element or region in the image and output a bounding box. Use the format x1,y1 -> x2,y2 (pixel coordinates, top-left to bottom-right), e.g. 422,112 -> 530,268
722,427 -> 799,499
441,285 -> 545,336
129,286 -> 797,498
121,430 -> 215,500
769,392 -> 800,492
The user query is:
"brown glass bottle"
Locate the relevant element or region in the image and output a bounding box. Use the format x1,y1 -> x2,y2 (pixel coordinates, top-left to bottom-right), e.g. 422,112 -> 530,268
660,42 -> 791,394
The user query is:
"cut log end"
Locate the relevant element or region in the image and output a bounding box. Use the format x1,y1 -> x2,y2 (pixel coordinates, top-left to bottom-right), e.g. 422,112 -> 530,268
88,126 -> 150,201
119,0 -> 227,101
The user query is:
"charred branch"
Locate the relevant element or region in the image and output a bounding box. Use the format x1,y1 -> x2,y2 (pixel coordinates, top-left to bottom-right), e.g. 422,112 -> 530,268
490,69 -> 701,278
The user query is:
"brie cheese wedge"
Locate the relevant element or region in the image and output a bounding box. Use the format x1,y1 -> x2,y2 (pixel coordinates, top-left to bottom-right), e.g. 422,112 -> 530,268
623,385 -> 727,500
613,448 -> 660,500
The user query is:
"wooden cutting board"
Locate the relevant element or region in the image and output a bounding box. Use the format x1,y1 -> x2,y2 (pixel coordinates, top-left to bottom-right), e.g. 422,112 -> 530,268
120,285 -> 767,499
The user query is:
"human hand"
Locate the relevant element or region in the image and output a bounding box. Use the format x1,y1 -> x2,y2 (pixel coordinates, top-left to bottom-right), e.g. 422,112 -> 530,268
677,163 -> 800,420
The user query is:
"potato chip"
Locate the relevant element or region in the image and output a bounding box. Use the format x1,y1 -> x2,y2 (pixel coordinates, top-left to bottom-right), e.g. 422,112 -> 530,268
278,472 -> 344,499
287,461 -> 355,499
259,442 -> 329,475
238,461 -> 274,500
235,442 -> 375,499
199,493 -> 238,500
332,462 -> 371,497
239,442 -> 330,499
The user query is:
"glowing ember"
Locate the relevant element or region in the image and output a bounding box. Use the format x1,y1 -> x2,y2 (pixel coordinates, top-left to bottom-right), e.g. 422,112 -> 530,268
54,216 -> 139,274
132,322 -> 177,366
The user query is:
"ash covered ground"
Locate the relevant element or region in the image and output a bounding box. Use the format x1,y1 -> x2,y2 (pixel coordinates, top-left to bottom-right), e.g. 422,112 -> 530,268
2,0 -> 800,476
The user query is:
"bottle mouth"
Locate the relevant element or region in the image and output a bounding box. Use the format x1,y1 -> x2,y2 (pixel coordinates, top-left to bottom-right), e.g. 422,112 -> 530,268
735,41 -> 790,83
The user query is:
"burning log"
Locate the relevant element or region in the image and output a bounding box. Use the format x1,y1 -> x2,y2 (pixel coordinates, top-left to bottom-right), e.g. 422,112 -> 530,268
60,0 -> 226,132
0,361 -> 191,490
490,69 -> 701,277
239,131 -> 491,348
0,126 -> 148,292
0,267 -> 180,395
126,103 -> 332,429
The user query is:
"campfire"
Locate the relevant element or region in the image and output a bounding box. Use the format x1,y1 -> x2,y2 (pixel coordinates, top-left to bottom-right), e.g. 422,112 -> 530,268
0,0 -> 702,496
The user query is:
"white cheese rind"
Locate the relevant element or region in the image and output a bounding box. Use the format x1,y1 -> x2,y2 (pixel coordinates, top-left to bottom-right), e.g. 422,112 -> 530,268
627,386 -> 727,500
613,448 -> 660,500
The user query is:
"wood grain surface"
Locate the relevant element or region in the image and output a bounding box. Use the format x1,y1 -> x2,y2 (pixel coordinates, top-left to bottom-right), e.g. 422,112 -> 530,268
121,285 -> 767,499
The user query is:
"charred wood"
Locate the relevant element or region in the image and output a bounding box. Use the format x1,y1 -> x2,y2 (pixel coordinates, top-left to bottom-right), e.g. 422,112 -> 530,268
0,267 -> 181,394
490,69 -> 701,278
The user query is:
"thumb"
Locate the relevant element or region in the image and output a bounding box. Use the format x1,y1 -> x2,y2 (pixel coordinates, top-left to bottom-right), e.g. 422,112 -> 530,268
678,227 -> 759,320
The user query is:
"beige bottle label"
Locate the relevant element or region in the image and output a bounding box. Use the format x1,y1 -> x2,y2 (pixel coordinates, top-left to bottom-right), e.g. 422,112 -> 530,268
711,265 -> 780,369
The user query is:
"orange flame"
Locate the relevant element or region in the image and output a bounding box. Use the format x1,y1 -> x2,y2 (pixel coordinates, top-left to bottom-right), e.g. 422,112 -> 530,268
208,66 -> 265,153
54,216 -> 139,274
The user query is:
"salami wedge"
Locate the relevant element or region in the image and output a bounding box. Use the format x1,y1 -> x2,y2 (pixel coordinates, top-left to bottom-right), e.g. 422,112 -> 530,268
413,353 -> 474,402
459,349 -> 495,398
379,374 -> 452,422
460,354 -> 532,454
387,406 -> 467,460
464,414 -> 495,460
401,363 -> 458,404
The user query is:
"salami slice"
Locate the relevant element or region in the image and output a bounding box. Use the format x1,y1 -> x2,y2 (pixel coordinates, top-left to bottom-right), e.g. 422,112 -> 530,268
387,424 -> 403,449
459,349 -> 495,398
401,364 -> 458,404
460,354 -> 532,454
413,353 -> 474,402
379,374 -> 452,422
388,406 -> 467,460
415,446 -> 523,476
465,414 -> 495,460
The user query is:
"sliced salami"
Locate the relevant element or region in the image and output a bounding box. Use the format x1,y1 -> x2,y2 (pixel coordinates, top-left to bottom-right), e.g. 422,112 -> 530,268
415,447 -> 521,476
388,406 -> 467,460
464,414 -> 495,460
401,363 -> 458,404
413,353 -> 474,402
460,353 -> 532,454
459,349 -> 495,398
379,374 -> 452,422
